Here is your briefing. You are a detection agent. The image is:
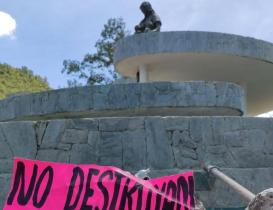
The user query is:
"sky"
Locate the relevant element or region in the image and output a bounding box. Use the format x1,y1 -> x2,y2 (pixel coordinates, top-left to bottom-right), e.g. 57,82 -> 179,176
1,0 -> 273,89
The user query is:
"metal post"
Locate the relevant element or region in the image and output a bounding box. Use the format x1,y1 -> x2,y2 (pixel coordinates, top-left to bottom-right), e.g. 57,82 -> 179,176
205,165 -> 255,202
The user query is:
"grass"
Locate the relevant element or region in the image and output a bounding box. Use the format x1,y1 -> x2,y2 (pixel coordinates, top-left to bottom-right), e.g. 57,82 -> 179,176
0,63 -> 51,99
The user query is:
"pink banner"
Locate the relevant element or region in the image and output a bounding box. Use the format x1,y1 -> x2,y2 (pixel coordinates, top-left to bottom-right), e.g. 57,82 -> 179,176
4,158 -> 195,210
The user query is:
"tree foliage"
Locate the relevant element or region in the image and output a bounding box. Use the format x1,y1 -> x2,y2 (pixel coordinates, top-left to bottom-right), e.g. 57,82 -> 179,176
0,63 -> 50,99
62,18 -> 129,86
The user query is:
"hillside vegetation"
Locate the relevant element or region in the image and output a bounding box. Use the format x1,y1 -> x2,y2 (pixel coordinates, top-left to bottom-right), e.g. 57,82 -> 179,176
0,63 -> 51,99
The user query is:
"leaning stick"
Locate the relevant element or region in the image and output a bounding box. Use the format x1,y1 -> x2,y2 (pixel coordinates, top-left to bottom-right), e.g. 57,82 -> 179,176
204,165 -> 255,202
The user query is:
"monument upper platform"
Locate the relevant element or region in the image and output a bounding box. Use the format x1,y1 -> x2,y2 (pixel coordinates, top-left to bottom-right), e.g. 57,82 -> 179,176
114,31 -> 273,115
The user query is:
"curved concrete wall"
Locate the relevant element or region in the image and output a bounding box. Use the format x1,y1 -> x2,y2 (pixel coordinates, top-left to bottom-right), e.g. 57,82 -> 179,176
113,32 -> 273,115
114,31 -> 273,64
1,116 -> 273,209
0,82 -> 245,121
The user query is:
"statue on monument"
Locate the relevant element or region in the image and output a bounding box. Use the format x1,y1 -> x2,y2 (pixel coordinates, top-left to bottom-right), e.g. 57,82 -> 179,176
135,1 -> 162,33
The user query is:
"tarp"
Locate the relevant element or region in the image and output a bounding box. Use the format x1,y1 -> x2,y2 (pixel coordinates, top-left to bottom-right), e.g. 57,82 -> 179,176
4,158 -> 195,210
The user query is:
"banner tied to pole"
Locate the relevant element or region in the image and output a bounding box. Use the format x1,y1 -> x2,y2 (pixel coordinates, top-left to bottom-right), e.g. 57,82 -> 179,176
4,158 -> 195,210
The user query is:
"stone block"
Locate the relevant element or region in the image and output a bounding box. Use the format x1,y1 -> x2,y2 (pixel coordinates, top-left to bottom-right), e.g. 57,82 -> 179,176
122,130 -> 146,171
190,117 -> 212,144
87,131 -> 101,162
163,117 -> 189,131
171,129 -> 200,168
242,117 -> 270,130
31,91 -> 58,114
222,129 -> 268,168
40,120 -> 66,149
34,121 -> 48,146
61,129 -> 88,144
203,145 -> 234,167
223,131 -> 245,148
0,159 -> 13,174
88,131 -> 100,147
98,132 -> 123,168
122,84 -> 141,108
145,118 -> 175,169
99,117 -> 144,131
0,174 -> 12,209
36,149 -> 69,163
0,122 -> 37,158
106,84 -> 138,109
0,132 -> 13,158
93,85 -> 111,109
70,144 -> 97,164
56,143 -> 72,151
215,81 -> 229,105
56,86 -> 93,112
212,117 -> 243,134
65,119 -> 98,131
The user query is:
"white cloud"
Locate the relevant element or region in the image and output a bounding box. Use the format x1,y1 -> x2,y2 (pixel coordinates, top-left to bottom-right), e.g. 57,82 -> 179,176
0,11 -> 16,38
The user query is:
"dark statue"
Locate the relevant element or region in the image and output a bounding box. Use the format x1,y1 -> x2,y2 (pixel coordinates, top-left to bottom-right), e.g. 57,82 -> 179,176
135,1 -> 162,33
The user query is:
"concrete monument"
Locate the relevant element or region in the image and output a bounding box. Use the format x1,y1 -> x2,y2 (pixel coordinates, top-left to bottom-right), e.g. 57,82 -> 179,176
1,30 -> 273,209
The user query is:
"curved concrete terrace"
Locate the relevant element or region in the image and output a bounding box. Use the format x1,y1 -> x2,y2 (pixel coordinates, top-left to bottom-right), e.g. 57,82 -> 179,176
0,82 -> 245,121
114,31 -> 273,115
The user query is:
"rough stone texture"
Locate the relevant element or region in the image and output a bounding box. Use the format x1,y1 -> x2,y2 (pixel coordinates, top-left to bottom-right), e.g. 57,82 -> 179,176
0,159 -> 13,174
0,174 -> 11,208
36,149 -> 70,163
122,130 -> 146,171
98,131 -> 124,168
198,168 -> 273,208
61,129 -> 88,144
1,117 -> 273,209
70,144 -> 97,164
0,82 -> 245,122
145,118 -> 175,169
40,120 -> 66,149
0,122 -> 37,159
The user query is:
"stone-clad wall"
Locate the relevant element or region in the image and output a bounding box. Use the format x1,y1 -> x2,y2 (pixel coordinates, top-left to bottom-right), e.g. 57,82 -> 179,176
1,117 -> 273,208
0,82 -> 245,121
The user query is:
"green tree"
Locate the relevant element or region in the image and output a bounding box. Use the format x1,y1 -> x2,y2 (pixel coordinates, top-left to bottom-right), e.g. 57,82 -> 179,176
62,18 -> 129,86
